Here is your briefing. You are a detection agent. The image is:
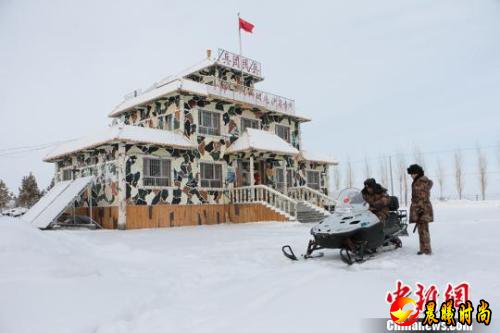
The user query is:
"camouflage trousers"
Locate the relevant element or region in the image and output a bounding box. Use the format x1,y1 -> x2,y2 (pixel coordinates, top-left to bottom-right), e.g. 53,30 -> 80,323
417,222 -> 432,254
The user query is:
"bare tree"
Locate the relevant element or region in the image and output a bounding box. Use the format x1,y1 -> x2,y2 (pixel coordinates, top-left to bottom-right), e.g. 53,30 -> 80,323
413,145 -> 426,169
345,159 -> 354,188
379,156 -> 388,188
435,158 -> 445,200
402,164 -> 409,207
333,165 -> 341,192
454,150 -> 464,200
395,154 -> 409,207
477,147 -> 488,200
364,156 -> 371,180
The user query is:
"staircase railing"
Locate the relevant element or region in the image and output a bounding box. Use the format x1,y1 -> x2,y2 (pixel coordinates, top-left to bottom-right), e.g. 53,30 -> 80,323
227,185 -> 297,219
287,186 -> 336,211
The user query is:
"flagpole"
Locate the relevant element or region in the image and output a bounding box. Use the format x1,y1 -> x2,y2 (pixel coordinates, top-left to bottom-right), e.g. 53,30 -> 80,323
238,12 -> 242,56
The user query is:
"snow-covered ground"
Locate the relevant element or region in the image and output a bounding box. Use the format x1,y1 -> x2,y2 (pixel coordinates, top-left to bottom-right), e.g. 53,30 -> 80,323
1,201 -> 499,333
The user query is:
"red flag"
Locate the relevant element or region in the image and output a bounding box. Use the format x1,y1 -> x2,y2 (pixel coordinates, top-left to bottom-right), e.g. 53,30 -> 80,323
239,17 -> 254,33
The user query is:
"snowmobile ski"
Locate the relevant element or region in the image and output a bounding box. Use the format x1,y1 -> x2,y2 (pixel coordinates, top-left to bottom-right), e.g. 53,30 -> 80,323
281,244 -> 325,261
282,245 -> 298,261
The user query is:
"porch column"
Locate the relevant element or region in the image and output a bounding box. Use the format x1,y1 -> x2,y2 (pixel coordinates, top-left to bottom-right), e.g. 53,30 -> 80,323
249,155 -> 255,186
283,162 -> 288,196
177,95 -> 185,136
117,143 -> 127,230
54,163 -> 59,184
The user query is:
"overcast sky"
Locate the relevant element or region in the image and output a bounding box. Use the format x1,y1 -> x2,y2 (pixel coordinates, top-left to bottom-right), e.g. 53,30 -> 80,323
1,0 -> 499,198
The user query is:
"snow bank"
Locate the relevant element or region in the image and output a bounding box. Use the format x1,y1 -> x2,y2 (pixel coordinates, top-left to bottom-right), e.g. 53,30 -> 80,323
1,202 -> 499,333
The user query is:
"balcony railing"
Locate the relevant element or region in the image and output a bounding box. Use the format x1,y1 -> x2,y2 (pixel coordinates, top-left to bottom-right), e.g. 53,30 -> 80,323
206,78 -> 295,115
227,185 -> 297,219
287,186 -> 336,211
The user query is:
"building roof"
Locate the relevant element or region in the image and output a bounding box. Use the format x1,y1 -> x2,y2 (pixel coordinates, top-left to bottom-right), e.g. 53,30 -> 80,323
44,125 -> 195,161
299,150 -> 338,165
225,128 -> 299,156
109,78 -> 311,121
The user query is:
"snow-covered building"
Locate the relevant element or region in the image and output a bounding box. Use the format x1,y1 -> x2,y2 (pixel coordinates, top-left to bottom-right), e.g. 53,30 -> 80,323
41,49 -> 337,229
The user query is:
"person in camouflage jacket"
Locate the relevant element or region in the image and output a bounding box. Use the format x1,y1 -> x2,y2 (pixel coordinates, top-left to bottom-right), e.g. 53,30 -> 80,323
407,164 -> 434,255
361,178 -> 391,223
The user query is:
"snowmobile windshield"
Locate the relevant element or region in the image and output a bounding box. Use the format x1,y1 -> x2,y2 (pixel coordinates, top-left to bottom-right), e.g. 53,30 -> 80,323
335,188 -> 368,213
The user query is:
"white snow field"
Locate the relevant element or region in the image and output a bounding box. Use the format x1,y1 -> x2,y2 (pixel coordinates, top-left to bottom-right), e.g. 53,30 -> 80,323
1,201 -> 499,333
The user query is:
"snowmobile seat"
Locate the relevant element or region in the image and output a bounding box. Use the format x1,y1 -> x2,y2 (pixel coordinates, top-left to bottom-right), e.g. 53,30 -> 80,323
388,196 -> 399,211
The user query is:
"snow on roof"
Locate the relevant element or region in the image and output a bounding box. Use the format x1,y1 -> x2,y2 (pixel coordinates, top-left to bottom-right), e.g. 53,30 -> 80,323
44,125 -> 195,161
109,58 -> 309,121
300,151 -> 338,165
109,78 -> 311,121
109,79 -> 203,117
156,58 -> 216,87
225,128 -> 299,156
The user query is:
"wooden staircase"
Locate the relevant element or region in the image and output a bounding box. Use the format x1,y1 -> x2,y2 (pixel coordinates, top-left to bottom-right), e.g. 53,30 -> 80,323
226,185 -> 298,220
296,201 -> 330,223
287,186 -> 336,223
225,185 -> 336,223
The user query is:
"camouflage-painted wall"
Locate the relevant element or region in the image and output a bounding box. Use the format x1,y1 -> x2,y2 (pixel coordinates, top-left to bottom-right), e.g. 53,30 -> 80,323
56,145 -> 119,207
120,95 -> 182,130
181,92 -> 301,151
124,144 -> 224,206
185,65 -> 258,87
119,91 -> 301,152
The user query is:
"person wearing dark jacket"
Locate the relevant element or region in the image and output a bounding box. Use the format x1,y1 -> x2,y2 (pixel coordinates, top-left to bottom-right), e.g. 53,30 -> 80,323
407,164 -> 434,255
361,178 -> 391,223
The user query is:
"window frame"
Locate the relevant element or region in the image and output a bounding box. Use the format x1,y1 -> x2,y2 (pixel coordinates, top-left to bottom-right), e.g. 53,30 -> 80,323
199,162 -> 223,189
198,110 -> 221,136
275,167 -> 295,192
143,157 -> 172,187
275,124 -> 291,143
240,117 -> 260,133
62,168 -> 73,181
164,114 -> 174,131
306,170 -> 321,190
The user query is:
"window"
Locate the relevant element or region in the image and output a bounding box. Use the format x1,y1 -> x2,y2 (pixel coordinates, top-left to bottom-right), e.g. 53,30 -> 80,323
241,118 -> 259,132
276,168 -> 285,192
165,114 -> 173,131
239,161 -> 251,186
200,162 -> 222,188
306,170 -> 321,190
275,168 -> 294,192
287,169 -> 294,187
143,158 -> 171,186
62,169 -> 73,181
275,125 -> 290,142
198,110 -> 221,136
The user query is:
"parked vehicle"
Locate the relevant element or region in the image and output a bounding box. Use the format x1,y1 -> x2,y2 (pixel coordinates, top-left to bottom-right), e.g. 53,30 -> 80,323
282,188 -> 408,265
1,207 -> 28,217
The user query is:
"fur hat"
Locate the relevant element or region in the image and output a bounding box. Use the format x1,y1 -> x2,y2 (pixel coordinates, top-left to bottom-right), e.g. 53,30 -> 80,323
407,164 -> 424,176
363,178 -> 376,187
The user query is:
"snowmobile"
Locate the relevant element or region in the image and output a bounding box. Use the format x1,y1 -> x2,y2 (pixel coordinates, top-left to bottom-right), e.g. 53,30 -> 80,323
282,188 -> 408,265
